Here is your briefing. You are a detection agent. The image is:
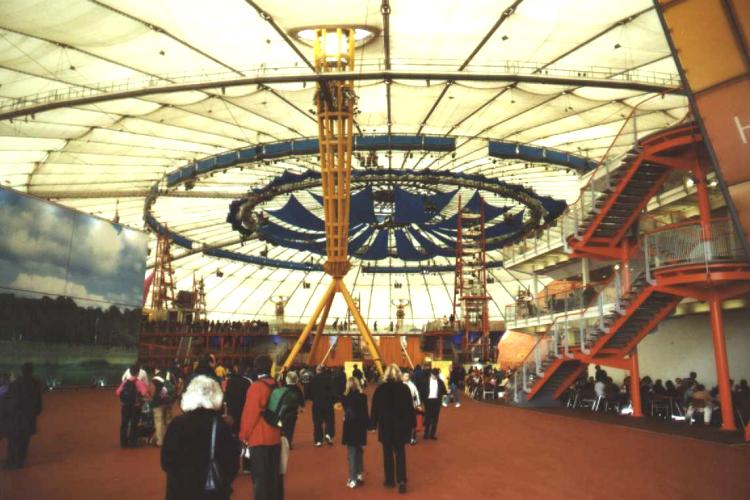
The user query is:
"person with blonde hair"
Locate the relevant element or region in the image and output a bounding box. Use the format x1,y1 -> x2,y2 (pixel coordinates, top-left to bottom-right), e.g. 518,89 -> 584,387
341,376 -> 369,488
161,375 -> 240,500
370,364 -> 416,494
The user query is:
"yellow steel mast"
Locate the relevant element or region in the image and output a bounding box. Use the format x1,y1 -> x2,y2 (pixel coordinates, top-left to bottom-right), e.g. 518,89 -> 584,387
282,28 -> 384,376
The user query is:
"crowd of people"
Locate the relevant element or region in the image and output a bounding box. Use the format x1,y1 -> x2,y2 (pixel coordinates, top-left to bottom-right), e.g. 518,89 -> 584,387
562,366 -> 750,427
106,354 -> 476,499
141,319 -> 270,335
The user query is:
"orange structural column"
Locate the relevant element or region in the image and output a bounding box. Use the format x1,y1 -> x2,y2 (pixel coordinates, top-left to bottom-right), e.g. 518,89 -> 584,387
709,297 -> 737,431
629,348 -> 643,418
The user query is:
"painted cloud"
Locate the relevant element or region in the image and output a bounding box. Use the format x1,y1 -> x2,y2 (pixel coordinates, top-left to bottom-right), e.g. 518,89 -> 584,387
0,188 -> 148,310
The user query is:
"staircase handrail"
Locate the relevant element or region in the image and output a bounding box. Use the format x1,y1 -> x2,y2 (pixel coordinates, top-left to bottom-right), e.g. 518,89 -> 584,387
642,217 -> 746,276
502,92 -> 682,262
509,269 -> 620,390
505,93 -> 681,394
562,92 -> 688,220
505,279 -> 603,323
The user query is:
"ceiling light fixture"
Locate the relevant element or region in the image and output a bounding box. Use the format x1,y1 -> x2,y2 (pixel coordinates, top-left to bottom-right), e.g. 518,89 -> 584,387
291,25 -> 379,49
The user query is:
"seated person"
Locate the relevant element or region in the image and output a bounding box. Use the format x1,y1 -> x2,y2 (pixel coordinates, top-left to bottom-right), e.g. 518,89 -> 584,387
665,380 -> 678,397
685,384 -> 713,425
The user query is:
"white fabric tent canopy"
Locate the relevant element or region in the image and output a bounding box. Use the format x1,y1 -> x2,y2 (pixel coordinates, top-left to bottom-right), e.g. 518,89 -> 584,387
0,0 -> 689,324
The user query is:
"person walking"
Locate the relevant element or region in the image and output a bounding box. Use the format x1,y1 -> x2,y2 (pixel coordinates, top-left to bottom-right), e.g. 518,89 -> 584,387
150,369 -> 176,447
419,368 -> 447,440
310,366 -> 336,447
401,371 -> 421,445
224,362 -> 253,435
341,377 -> 368,489
352,364 -> 364,387
161,376 -> 240,500
116,364 -> 150,449
239,355 -> 283,500
121,362 -> 149,385
449,363 -> 465,408
281,371 -> 304,449
3,363 -> 42,470
370,364 -> 416,494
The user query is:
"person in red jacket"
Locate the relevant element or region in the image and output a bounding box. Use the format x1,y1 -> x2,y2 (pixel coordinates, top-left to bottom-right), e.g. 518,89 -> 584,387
239,355 -> 282,500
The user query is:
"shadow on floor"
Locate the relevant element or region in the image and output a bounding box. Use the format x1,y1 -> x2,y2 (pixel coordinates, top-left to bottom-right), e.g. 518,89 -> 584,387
486,398 -> 748,446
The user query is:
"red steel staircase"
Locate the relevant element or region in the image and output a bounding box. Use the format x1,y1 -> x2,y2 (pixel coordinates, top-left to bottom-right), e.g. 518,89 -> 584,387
509,124 -> 750,417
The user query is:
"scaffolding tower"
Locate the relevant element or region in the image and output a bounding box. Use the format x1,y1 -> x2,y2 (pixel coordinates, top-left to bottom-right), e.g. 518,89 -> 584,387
193,276 -> 207,322
150,231 -> 176,312
453,194 -> 491,360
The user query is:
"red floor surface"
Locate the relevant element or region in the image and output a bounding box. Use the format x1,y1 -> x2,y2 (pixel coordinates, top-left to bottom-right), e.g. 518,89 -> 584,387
1,389 -> 749,500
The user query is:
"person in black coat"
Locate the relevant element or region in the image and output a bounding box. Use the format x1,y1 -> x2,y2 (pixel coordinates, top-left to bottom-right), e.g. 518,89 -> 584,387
161,376 -> 240,500
370,364 -> 416,494
281,371 -> 305,449
341,377 -> 368,489
223,362 -> 252,434
309,366 -> 336,446
352,364 -> 364,387
418,368 -> 447,440
3,363 -> 42,470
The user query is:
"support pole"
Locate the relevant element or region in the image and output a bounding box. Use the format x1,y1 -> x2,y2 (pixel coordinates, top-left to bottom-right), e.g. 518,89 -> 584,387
709,296 -> 736,431
282,280 -> 336,370
400,336 -> 415,370
308,293 -> 334,365
338,279 -> 384,377
620,239 -> 631,292
319,336 -> 339,366
693,165 -> 713,235
629,348 -> 643,418
581,258 -> 590,287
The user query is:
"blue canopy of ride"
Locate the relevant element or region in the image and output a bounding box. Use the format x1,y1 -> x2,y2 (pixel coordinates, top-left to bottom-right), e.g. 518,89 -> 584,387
267,195 -> 324,231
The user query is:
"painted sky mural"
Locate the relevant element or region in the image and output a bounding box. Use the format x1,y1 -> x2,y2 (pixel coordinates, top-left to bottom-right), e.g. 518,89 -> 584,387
0,187 -> 148,310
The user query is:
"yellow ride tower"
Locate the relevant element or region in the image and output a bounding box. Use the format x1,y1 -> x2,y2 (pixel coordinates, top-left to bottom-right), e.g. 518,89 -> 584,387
282,28 -> 384,376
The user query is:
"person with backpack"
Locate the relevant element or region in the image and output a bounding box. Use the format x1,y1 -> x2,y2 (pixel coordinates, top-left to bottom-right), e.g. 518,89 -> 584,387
239,355 -> 283,500
151,369 -> 176,447
161,375 -> 240,500
341,377 -> 368,489
121,361 -> 149,385
116,364 -> 150,448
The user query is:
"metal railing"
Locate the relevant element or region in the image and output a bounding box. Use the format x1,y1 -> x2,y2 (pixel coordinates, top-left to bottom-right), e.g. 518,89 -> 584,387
0,59 -> 680,115
505,282 -> 600,324
499,99 -> 694,269
508,218 -> 746,401
644,219 -> 745,276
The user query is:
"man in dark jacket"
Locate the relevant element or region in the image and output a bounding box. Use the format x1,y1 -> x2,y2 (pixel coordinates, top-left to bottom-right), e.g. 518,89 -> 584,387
418,368 -> 447,440
370,364 -> 416,494
449,363 -> 466,408
3,362 -> 42,470
352,364 -> 364,387
280,371 -> 304,450
309,366 -> 336,446
223,362 -> 253,435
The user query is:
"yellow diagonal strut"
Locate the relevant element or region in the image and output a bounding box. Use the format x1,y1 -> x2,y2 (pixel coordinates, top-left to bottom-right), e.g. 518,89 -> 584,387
283,28 -> 384,377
